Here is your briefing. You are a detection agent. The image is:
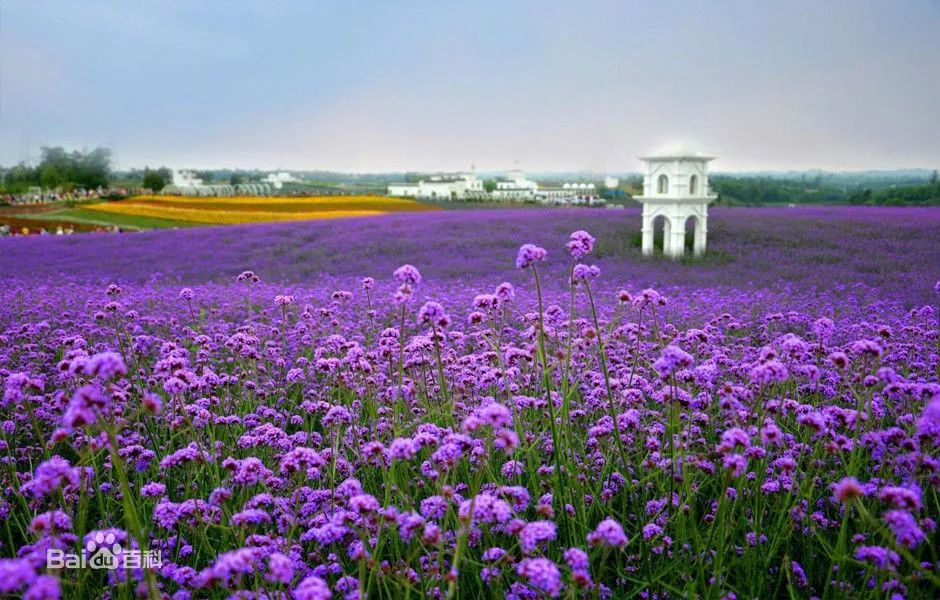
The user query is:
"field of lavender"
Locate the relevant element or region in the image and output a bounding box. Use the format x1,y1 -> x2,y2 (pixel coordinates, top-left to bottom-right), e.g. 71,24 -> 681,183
0,206 -> 938,599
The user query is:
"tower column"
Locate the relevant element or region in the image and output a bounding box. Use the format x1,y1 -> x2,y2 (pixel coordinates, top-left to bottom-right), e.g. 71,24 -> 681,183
641,207 -> 654,256
669,219 -> 686,258
694,216 -> 707,256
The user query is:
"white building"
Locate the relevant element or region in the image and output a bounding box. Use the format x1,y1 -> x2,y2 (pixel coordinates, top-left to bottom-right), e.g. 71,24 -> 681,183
388,168 -> 484,200
172,170 -> 204,188
535,182 -> 601,205
490,169 -> 539,200
634,151 -> 717,258
264,171 -> 297,189
604,176 -> 620,189
164,169 -> 272,196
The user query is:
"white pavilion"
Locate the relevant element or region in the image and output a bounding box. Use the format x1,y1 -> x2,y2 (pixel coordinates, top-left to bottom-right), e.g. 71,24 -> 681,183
634,148 -> 717,258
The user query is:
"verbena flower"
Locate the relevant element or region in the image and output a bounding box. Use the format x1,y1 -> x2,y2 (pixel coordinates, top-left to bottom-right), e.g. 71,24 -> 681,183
516,244 -> 547,269
516,558 -> 562,597
587,517 -> 628,548
566,230 -> 595,259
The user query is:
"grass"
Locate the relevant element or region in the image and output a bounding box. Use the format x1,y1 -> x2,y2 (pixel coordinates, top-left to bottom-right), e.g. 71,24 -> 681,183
19,207 -> 195,230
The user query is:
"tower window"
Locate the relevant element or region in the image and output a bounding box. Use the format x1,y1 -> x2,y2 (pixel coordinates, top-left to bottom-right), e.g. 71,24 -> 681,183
657,174 -> 669,194
689,174 -> 698,195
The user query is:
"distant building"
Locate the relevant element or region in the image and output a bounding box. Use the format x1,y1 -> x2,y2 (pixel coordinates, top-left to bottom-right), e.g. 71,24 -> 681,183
172,170 -> 204,188
388,167 -> 484,200
264,171 -> 297,189
534,182 -> 593,202
490,169 -> 538,200
604,176 -> 620,189
163,169 -> 272,196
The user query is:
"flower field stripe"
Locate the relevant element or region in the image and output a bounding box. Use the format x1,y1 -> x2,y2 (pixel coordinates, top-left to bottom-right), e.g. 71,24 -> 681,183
82,194 -> 438,225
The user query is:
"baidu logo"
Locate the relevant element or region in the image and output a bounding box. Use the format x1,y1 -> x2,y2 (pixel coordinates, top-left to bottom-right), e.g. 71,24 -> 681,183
47,532 -> 161,570
86,532 -> 122,570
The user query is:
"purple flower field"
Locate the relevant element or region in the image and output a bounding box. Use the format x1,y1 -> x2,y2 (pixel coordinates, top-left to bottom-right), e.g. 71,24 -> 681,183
0,206 -> 938,599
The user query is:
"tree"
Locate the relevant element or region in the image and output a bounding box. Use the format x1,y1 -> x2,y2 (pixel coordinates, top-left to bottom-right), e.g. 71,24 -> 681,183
848,189 -> 872,205
483,179 -> 497,193
142,167 -> 170,192
35,146 -> 112,189
230,173 -> 246,186
39,164 -> 65,189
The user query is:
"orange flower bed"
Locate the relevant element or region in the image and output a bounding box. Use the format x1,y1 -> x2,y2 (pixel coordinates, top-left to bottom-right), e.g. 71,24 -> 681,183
85,195 -> 437,225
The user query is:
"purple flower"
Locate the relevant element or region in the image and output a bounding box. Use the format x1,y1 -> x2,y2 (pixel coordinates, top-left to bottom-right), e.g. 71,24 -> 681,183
653,345 -> 694,377
642,523 -> 663,540
479,402 -> 513,428
293,575 -> 331,600
878,486 -> 922,511
82,351 -> 127,381
519,520 -> 557,553
884,510 -> 925,548
566,230 -> 595,258
195,547 -> 260,587
349,493 -> 380,515
418,301 -> 450,328
393,264 -> 422,286
790,561 -> 808,588
389,437 -> 418,460
832,477 -> 864,503
22,456 -> 80,497
564,548 -> 589,570
515,244 -> 547,269
230,508 -> 271,527
495,282 -> 515,300
516,558 -> 562,597
587,517 -> 628,548
266,552 -> 294,585
24,575 -> 59,600
0,559 -> 36,594
140,482 -> 167,498
855,545 -> 900,571
275,294 -> 295,307
572,263 -> 600,282
458,493 -> 512,525
280,446 -> 326,475
179,287 -> 195,300
749,359 -> 789,385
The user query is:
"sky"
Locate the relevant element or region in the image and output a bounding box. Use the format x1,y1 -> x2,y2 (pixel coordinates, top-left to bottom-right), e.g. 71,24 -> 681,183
1,0 -> 939,173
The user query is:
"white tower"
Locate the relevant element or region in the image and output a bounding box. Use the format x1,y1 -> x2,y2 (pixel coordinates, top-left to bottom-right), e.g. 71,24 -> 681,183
634,151 -> 717,258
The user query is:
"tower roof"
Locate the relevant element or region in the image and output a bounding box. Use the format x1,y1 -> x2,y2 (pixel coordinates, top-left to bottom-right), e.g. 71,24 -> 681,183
640,141 -> 715,162
639,154 -> 716,162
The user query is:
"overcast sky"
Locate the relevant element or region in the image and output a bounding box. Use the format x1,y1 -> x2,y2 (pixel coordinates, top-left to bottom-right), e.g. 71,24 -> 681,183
2,0 -> 939,173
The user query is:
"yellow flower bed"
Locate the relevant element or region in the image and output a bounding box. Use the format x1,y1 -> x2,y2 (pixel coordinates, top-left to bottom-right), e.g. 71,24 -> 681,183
84,195 -> 435,225
85,202 -> 387,224
131,194 -> 429,209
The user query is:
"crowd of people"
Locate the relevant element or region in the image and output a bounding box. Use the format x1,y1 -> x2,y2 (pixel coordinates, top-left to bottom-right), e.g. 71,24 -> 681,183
1,186 -> 130,206
0,224 -> 132,237
1,224 -> 75,236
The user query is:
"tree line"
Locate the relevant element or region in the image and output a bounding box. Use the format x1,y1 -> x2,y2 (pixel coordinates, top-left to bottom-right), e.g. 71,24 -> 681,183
1,147 -> 114,193
710,171 -> 940,206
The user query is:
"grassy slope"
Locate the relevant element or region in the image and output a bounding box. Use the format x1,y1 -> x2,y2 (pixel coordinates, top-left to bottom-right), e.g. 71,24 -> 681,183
17,207 -> 196,230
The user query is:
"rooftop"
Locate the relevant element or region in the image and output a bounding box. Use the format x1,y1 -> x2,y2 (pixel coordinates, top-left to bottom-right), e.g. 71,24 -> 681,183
639,155 -> 716,162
